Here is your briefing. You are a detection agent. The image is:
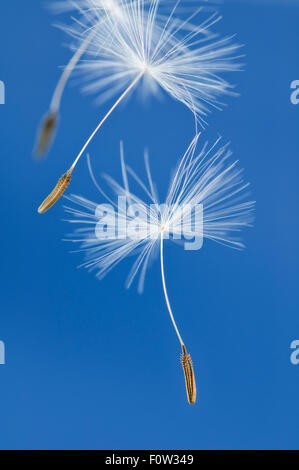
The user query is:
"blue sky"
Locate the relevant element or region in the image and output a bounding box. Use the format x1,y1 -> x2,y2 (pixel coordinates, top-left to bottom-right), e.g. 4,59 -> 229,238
0,1 -> 298,450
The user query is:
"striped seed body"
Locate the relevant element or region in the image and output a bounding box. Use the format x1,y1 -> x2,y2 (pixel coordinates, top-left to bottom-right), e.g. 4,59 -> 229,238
181,344 -> 197,405
38,170 -> 72,214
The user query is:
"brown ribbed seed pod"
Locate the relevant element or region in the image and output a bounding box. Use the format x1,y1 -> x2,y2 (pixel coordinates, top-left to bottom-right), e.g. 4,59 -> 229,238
38,170 -> 72,214
35,111 -> 58,158
181,344 -> 197,405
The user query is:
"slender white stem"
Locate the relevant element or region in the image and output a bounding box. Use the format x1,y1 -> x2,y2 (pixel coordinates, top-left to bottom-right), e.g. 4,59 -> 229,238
50,19 -> 105,112
160,232 -> 184,346
70,71 -> 144,170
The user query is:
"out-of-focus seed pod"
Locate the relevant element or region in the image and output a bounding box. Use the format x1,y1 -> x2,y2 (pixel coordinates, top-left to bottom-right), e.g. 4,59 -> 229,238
34,111 -> 58,158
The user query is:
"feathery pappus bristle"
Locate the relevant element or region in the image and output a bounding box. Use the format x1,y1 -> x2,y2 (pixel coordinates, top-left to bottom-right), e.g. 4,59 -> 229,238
38,169 -> 72,214
34,111 -> 59,158
59,0 -> 242,124
181,344 -> 197,405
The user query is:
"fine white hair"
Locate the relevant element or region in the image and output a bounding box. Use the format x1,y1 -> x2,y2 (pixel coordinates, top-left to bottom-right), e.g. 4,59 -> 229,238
65,135 -> 255,293
54,0 -> 242,125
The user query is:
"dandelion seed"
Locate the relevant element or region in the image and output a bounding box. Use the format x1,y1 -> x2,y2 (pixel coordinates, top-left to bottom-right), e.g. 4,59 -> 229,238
66,0 -> 241,118
181,344 -> 196,405
37,0 -> 241,210
34,0 -> 151,157
34,111 -> 59,158
64,135 -> 255,403
38,169 -> 72,214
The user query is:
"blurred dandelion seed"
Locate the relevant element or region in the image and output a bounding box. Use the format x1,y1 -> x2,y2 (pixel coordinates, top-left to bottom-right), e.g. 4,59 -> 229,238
37,0 -> 242,211
34,111 -> 59,158
64,135 -> 255,404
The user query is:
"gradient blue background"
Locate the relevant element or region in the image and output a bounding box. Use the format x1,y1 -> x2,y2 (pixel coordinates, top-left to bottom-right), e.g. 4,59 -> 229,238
0,0 -> 298,450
